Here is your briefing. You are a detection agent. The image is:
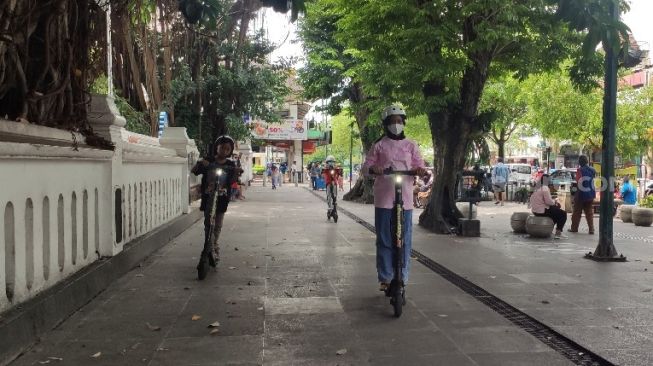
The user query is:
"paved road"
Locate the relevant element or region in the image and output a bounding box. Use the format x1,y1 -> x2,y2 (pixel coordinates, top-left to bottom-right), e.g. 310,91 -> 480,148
13,184 -> 653,365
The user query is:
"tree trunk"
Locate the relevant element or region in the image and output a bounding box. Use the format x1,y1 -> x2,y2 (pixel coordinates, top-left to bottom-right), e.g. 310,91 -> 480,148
343,175 -> 375,203
418,110 -> 471,233
419,45 -> 491,233
122,19 -> 147,114
498,138 -> 505,159
342,82 -> 376,203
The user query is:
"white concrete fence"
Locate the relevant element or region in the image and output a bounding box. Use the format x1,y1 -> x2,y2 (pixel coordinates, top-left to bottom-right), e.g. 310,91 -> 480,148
0,95 -> 199,313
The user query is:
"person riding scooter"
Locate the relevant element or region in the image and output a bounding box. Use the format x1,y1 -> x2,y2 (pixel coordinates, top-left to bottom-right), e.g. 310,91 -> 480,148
322,156 -> 343,221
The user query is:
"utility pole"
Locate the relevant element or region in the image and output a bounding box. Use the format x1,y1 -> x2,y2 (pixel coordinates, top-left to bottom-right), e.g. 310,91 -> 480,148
349,122 -> 353,190
587,0 -> 625,262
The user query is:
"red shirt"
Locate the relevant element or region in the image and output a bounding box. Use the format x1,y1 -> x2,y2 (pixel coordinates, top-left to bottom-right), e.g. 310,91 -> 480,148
322,167 -> 343,185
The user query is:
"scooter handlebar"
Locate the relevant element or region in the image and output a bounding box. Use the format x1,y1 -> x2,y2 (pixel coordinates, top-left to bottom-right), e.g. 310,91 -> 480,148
371,168 -> 418,176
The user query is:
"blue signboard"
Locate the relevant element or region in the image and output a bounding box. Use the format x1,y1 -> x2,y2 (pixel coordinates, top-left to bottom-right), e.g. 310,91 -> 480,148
158,111 -> 168,138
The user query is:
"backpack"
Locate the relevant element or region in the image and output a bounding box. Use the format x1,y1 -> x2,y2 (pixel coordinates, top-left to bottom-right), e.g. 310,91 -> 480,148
577,166 -> 596,202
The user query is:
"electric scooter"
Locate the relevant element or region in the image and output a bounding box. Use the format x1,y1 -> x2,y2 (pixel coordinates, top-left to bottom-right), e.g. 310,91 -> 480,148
197,164 -> 232,280
375,167 -> 416,317
326,169 -> 339,223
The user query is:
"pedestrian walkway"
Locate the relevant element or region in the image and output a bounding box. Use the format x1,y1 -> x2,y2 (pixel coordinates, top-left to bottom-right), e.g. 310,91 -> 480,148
11,185 -> 653,365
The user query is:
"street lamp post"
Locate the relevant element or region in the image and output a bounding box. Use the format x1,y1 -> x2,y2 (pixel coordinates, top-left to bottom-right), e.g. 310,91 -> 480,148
587,0 -> 625,262
349,122 -> 353,191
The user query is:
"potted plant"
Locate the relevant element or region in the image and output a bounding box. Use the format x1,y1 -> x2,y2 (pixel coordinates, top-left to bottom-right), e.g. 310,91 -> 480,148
632,196 -> 653,227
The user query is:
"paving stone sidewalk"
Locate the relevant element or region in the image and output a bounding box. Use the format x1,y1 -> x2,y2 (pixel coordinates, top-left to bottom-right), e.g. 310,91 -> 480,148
11,185 -> 578,366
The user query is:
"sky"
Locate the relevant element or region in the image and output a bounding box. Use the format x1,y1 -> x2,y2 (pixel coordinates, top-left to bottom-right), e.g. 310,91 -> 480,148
623,0 -> 653,48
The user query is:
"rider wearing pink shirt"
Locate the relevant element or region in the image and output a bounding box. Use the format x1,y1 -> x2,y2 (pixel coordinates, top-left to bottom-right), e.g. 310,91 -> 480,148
363,105 -> 426,292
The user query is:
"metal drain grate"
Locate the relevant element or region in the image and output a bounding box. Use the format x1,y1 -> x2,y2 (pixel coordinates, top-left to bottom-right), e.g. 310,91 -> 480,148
307,189 -> 614,366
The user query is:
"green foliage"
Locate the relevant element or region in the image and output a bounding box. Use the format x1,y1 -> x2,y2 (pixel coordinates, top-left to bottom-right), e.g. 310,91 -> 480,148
638,194 -> 653,209
333,0 -> 582,115
520,67 -> 652,158
306,111 -> 363,165
91,75 -> 150,135
170,34 -> 290,150
253,165 -> 265,175
404,114 -> 433,157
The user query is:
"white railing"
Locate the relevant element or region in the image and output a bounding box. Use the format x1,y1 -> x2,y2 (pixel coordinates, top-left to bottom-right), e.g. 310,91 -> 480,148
0,95 -> 199,313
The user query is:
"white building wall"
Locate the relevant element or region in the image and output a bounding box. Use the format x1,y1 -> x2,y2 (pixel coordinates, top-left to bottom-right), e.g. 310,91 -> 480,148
0,95 -> 199,314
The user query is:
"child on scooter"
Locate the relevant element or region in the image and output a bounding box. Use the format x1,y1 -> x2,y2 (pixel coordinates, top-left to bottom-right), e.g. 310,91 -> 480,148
363,105 -> 425,292
191,135 -> 241,264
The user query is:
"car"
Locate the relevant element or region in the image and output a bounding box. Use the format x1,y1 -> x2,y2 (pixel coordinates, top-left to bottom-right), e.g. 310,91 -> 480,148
507,164 -> 533,184
548,169 -> 575,193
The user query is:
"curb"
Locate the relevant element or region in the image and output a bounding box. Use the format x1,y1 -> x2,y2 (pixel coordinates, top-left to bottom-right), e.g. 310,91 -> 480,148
0,209 -> 203,366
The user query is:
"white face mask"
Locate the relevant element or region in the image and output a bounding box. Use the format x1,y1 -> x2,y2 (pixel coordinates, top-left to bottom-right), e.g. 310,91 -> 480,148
388,123 -> 404,135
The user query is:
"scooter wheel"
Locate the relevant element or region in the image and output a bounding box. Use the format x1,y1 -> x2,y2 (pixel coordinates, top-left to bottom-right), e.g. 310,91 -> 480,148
392,289 -> 404,318
333,212 -> 338,223
197,253 -> 209,280
327,211 -> 331,220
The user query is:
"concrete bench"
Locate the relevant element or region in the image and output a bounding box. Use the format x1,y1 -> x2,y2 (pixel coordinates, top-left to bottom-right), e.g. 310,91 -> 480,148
619,205 -> 635,223
510,212 -> 531,233
525,215 -> 554,238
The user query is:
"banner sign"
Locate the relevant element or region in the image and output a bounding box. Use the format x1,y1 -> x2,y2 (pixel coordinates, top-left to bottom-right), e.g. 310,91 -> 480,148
250,119 -> 307,140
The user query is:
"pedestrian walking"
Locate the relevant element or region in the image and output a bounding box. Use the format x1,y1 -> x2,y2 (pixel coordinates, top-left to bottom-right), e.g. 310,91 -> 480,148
491,157 -> 510,206
620,176 -> 637,205
310,162 -> 321,190
568,155 -> 596,234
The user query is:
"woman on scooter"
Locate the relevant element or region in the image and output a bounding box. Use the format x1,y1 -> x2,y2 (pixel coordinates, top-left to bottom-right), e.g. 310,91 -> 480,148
363,105 -> 426,292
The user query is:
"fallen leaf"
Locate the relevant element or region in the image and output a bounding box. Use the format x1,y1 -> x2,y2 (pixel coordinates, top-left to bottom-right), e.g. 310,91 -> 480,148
146,322 -> 161,331
247,281 -> 254,286
541,300 -> 550,304
252,266 -> 259,269
643,289 -> 653,292
257,307 -> 264,311
489,276 -> 496,279
135,274 -> 144,277
38,361 -> 50,365
607,307 -> 612,311
228,266 -> 237,270
234,247 -> 239,251
284,291 -> 293,298
183,287 -> 190,290
210,329 -> 220,335
91,352 -> 101,358
613,325 -> 621,329
208,321 -> 221,328
47,358 -> 63,361
130,343 -> 141,350
336,349 -> 347,355
156,347 -> 169,352
192,315 -> 201,321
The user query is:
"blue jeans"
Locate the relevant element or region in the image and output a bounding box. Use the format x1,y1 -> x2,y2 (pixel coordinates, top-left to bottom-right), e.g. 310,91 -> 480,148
374,208 -> 413,283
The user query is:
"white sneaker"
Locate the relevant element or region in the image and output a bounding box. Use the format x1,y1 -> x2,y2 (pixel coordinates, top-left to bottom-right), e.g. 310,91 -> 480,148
500,201 -> 504,206
554,232 -> 568,239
